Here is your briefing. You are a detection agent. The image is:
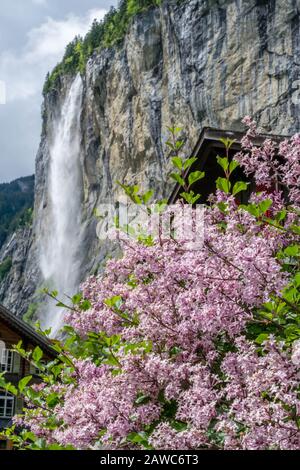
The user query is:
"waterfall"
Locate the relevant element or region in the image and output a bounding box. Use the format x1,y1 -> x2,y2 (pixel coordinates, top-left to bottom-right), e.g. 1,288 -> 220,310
39,74 -> 84,335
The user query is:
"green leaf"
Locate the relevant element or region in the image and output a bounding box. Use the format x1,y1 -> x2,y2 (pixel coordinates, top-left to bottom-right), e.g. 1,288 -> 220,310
6,383 -> 18,395
229,159 -> 239,174
127,431 -> 150,446
240,203 -> 259,218
188,171 -> 205,187
18,376 -> 32,393
135,394 -> 151,405
23,431 -> 36,442
142,190 -> 154,204
284,245 -> 299,257
0,376 -> 18,396
80,300 -> 92,311
216,156 -> 229,172
51,342 -> 64,354
170,173 -> 185,187
72,293 -> 82,305
217,202 -> 228,213
216,177 -> 231,194
171,157 -> 183,170
167,126 -> 183,135
46,392 -> 60,408
175,140 -> 185,150
34,438 -> 47,449
294,273 -> 300,287
32,346 -> 43,363
171,420 -> 188,432
291,224 -> 300,235
165,140 -> 175,150
284,324 -> 300,342
117,181 -> 143,205
255,333 -> 269,344
183,156 -> 197,170
50,365 -> 63,379
170,346 -> 182,356
105,295 -> 123,309
275,210 -> 287,222
220,137 -> 236,150
232,181 -> 249,196
14,341 -> 26,357
258,199 -> 272,214
180,191 -> 201,205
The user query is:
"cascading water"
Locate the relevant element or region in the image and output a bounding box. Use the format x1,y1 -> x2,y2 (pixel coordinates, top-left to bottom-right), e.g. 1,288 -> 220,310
39,74 -> 84,335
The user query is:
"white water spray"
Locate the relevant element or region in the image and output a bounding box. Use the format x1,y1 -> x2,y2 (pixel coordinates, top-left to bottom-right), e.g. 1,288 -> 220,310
39,74 -> 84,334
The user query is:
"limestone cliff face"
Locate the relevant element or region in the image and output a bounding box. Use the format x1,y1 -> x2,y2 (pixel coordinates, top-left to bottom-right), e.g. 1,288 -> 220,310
1,0 -> 300,317
0,227 -> 34,315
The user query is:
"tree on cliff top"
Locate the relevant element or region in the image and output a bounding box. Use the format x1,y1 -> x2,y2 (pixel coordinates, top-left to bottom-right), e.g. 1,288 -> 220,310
43,0 -> 171,94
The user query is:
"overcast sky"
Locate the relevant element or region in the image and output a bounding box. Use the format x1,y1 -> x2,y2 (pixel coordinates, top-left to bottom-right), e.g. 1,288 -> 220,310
0,0 -> 117,183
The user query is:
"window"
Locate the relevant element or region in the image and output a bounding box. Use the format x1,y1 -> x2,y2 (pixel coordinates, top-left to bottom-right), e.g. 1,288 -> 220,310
0,349 -> 14,373
31,359 -> 46,375
0,391 -> 14,418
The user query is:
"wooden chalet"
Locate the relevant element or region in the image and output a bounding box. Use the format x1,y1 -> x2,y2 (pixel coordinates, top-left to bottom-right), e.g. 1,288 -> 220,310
0,303 -> 56,450
168,127 -> 285,205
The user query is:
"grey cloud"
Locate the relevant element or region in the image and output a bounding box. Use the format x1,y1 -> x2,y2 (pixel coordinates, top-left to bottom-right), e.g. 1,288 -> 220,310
0,0 -> 117,182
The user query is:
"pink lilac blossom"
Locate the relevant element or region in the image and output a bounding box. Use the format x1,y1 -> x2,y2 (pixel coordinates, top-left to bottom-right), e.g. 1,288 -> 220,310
15,121 -> 300,450
218,338 -> 300,450
237,116 -> 300,203
291,340 -> 300,366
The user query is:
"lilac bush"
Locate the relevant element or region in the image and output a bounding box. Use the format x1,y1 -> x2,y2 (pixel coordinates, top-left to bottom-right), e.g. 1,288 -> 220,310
1,118 -> 299,450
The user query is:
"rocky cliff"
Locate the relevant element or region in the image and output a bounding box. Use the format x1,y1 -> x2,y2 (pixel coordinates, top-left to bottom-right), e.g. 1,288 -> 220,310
1,0 -> 300,320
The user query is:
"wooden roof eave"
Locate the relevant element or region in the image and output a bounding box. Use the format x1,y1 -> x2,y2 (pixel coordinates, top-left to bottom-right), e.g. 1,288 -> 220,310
0,304 -> 57,358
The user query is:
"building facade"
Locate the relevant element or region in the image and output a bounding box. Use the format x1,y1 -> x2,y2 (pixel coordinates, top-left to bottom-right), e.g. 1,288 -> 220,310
0,304 -> 56,450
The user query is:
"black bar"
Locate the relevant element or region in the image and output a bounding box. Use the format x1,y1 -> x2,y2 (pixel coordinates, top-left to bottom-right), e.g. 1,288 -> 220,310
1,450 -> 298,466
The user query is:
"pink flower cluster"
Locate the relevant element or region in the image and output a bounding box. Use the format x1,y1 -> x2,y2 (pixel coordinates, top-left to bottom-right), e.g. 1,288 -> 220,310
237,116 -> 300,204
16,122 -> 300,450
219,338 -> 300,449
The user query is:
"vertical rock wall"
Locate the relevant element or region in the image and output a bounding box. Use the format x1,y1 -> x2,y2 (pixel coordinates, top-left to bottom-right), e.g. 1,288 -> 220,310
1,0 -> 300,317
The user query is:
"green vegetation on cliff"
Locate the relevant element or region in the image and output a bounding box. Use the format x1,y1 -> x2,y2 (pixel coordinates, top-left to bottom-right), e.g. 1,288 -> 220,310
43,0 -> 164,94
0,257 -> 12,282
0,175 -> 34,249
